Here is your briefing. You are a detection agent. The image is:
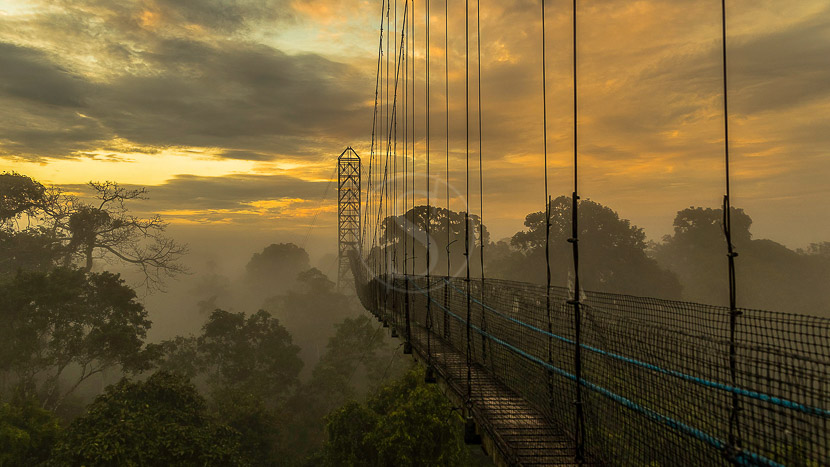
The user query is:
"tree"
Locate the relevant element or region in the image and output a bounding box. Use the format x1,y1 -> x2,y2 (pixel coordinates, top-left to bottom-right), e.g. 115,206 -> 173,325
319,367 -> 469,466
244,243 -> 310,298
0,268 -> 156,410
495,196 -> 682,299
654,206 -> 830,314
0,172 -> 49,221
0,173 -> 186,290
375,206 -> 487,277
0,173 -> 63,280
197,309 -> 303,401
156,309 -> 304,466
262,267 -> 361,373
279,315 -> 409,464
50,371 -> 250,466
0,395 -> 61,466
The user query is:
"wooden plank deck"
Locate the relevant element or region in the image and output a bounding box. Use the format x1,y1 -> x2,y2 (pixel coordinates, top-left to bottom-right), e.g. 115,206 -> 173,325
406,330 -> 597,467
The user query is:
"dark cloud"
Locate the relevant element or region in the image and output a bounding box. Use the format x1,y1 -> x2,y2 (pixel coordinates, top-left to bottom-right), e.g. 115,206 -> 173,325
0,35 -> 371,161
0,43 -> 110,158
91,40 -> 370,152
0,42 -> 88,107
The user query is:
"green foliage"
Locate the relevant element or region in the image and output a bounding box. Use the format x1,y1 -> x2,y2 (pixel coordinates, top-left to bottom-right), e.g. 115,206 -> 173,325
50,371 -> 250,466
319,367 -> 468,467
0,268 -> 155,409
198,309 -> 303,399
279,315 -> 409,464
155,309 -> 304,465
209,387 -> 283,466
0,396 -> 61,466
0,172 -> 47,222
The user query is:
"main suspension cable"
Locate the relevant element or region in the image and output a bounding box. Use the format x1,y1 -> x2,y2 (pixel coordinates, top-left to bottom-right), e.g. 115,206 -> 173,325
364,1 -> 384,259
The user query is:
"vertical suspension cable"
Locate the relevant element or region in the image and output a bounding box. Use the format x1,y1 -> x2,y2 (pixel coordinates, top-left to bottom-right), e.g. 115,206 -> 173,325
404,0 -> 413,354
444,0 -> 451,340
401,0 -> 412,354
477,0 -> 487,364
425,0 -> 436,382
464,0 -> 472,405
541,0 -> 554,410
411,0 -> 416,280
381,2 -> 392,320
392,0 -> 399,334
721,0 -> 742,457
570,0 -> 586,462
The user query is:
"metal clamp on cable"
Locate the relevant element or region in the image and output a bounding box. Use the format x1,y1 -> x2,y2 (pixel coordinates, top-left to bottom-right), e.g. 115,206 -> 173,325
463,401 -> 481,445
567,237 -> 578,243
721,444 -> 744,463
567,299 -> 581,306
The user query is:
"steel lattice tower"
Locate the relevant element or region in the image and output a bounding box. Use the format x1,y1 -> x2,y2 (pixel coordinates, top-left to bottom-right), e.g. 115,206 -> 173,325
337,147 -> 361,292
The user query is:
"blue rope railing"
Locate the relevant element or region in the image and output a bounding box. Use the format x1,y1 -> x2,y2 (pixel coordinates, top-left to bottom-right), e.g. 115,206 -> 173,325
441,278 -> 830,419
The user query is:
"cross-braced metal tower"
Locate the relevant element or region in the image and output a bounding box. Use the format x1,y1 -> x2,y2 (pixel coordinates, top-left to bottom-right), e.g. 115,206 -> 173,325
337,147 -> 361,292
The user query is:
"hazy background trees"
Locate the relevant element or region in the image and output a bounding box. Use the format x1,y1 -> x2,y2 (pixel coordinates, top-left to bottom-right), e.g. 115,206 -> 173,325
654,207 -> 830,315
2,172 -> 829,465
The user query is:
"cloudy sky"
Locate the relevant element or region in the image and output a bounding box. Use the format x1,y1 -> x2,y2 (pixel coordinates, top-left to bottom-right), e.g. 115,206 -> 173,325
1,0 -> 828,258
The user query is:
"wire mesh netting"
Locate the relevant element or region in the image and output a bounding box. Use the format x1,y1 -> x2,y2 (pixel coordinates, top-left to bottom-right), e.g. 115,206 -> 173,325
351,253 -> 829,465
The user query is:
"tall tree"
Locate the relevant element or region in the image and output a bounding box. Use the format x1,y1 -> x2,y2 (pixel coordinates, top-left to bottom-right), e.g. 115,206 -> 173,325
261,267 -> 361,373
496,196 -> 682,299
197,309 -> 303,401
244,243 -> 310,298
654,206 -> 830,314
375,206 -> 486,277
0,173 -> 186,290
0,268 -> 156,410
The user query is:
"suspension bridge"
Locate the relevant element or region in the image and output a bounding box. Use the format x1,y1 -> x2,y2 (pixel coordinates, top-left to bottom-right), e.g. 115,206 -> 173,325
335,1 -> 829,465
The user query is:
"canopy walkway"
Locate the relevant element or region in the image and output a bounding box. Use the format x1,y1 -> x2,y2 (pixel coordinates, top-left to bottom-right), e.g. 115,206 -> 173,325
350,258 -> 828,466
345,0 -> 829,464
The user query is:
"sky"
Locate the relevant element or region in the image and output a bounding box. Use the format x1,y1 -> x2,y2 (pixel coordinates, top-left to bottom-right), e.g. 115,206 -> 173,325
1,0 -> 829,262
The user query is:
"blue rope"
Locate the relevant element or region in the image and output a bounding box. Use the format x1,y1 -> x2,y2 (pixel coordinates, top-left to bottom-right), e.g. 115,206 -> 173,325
404,278 -> 786,467
443,278 -> 830,419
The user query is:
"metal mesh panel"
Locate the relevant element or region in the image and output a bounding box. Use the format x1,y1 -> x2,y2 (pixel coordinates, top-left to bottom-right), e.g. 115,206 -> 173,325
349,252 -> 829,465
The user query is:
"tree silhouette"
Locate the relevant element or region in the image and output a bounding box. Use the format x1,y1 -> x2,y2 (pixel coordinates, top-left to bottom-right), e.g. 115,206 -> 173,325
244,243 -> 310,298
493,196 -> 682,299
372,205 -> 486,277
654,206 -> 830,314
0,173 -> 186,291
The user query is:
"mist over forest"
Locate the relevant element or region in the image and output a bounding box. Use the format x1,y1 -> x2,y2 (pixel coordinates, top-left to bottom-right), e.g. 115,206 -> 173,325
1,171 -> 828,465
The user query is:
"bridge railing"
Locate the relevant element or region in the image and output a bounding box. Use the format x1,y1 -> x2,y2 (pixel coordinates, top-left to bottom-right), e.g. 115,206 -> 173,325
350,254 -> 828,466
